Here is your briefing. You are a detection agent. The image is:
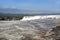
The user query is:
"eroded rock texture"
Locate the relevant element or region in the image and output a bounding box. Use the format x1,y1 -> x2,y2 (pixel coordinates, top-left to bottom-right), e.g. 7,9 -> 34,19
0,21 -> 60,40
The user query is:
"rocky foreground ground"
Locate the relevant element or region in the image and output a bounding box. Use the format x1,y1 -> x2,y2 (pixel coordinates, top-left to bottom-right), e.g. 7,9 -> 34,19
0,21 -> 60,40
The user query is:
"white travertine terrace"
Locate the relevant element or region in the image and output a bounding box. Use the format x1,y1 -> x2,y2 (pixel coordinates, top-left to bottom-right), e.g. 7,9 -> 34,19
21,15 -> 60,21
0,15 -> 60,40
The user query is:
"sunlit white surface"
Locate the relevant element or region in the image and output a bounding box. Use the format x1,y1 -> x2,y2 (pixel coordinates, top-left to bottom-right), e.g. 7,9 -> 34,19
21,15 -> 60,21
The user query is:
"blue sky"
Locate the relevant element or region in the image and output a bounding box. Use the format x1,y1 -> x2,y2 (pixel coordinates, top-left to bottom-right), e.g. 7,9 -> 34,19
0,0 -> 60,12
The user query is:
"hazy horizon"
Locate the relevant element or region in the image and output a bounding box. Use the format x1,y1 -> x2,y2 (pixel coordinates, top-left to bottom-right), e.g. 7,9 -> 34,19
0,0 -> 60,14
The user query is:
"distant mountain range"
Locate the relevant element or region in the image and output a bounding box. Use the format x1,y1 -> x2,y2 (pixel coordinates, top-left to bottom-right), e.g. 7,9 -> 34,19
0,8 -> 60,14
0,8 -> 30,13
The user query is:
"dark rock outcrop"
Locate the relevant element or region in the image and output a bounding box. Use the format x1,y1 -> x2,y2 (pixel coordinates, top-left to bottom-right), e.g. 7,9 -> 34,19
0,38 -> 8,40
